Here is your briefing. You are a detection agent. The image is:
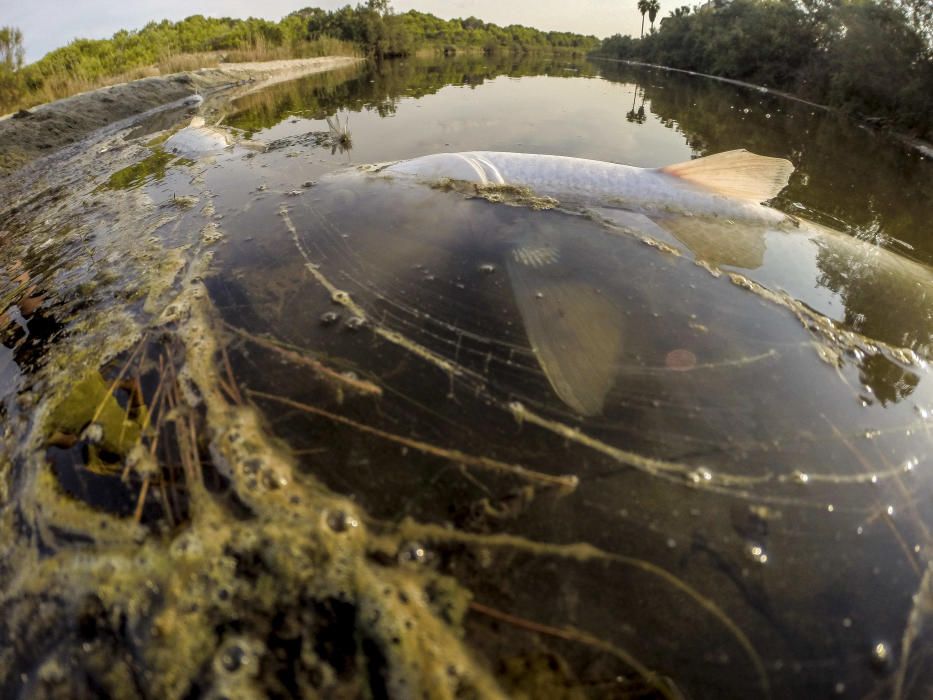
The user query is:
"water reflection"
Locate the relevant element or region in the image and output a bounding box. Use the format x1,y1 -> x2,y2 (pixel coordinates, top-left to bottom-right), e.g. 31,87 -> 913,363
199,55 -> 933,697
2,52 -> 932,700
592,62 -> 933,367
225,53 -> 600,136
626,83 -> 647,124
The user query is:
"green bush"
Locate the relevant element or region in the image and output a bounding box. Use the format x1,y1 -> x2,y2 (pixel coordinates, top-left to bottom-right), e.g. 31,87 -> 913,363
595,0 -> 933,139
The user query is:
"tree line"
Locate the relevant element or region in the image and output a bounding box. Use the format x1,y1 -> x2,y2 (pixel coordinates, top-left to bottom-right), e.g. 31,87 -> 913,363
0,2 -> 598,114
596,0 -> 933,140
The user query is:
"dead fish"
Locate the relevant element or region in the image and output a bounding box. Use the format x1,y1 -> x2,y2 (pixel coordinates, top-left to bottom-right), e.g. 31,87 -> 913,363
379,150 -> 933,415
386,149 -> 793,225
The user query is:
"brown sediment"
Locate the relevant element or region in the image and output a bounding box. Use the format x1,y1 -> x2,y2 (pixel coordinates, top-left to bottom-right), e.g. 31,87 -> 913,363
430,177 -> 559,210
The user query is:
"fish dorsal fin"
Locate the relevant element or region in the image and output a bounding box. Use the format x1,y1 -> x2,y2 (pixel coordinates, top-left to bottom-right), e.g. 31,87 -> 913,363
660,150 -> 794,203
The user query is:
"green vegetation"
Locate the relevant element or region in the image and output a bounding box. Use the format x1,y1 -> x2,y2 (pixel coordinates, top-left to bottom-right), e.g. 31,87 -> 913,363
0,3 -> 597,114
596,0 -> 933,139
0,26 -> 24,109
296,2 -> 598,58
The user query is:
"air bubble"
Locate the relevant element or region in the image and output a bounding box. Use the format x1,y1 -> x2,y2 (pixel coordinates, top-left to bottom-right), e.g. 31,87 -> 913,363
222,645 -> 246,672
870,641 -> 891,670
326,510 -> 359,533
398,541 -> 428,564
320,311 -> 340,326
688,467 -> 713,483
746,543 -> 768,564
478,263 -> 496,274
345,316 -> 365,331
792,471 -> 809,484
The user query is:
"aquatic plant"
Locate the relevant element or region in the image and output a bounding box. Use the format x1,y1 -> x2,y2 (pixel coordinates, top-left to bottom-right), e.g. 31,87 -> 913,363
325,111 -> 352,152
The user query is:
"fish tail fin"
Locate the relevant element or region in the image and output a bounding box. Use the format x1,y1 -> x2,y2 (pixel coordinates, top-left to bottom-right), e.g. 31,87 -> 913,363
660,149 -> 794,203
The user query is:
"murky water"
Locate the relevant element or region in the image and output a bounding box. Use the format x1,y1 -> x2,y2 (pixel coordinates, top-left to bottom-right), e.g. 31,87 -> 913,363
2,54 -> 933,699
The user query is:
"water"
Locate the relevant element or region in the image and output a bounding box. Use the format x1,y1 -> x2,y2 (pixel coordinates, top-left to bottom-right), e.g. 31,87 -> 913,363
2,54 -> 933,698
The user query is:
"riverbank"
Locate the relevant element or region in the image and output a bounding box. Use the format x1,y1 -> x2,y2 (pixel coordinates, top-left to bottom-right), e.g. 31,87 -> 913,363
0,57 -> 363,176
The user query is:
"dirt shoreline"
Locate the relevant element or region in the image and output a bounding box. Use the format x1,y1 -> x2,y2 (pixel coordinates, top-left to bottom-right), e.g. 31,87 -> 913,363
0,57 -> 363,176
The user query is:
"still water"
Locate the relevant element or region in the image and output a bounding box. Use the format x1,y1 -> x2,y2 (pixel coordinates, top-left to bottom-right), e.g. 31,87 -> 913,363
2,54 -> 933,698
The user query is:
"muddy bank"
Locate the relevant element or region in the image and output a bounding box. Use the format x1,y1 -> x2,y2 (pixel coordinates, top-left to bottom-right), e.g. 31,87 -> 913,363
0,57 -> 362,176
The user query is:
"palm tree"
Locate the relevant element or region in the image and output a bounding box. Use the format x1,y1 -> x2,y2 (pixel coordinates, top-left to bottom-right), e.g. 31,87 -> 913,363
637,0 -> 651,38
647,0 -> 661,32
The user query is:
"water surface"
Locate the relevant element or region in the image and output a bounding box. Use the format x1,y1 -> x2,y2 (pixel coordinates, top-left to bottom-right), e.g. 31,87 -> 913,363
2,54 -> 933,698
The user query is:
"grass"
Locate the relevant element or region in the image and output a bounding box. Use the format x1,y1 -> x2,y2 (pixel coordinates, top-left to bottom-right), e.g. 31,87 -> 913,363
4,38 -> 360,114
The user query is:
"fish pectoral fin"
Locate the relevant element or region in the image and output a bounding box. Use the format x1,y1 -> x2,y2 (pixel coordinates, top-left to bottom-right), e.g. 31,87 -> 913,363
658,216 -> 767,270
660,149 -> 794,203
587,207 -> 684,248
508,261 -> 622,416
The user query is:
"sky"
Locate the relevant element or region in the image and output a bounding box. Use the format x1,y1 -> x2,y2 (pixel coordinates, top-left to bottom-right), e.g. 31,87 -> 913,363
3,0 -> 642,64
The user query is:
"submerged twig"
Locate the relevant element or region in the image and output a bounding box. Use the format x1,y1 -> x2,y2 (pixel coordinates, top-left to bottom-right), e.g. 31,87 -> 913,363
895,559 -> 933,700
218,340 -> 244,405
398,519 -> 770,698
469,601 -> 682,700
279,204 -> 465,379
226,323 -> 382,397
133,477 -> 150,525
247,389 -> 578,490
90,332 -> 149,425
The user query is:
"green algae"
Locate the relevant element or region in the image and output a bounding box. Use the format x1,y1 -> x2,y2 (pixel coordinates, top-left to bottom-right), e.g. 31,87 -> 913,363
0,119 -> 520,700
48,370 -> 149,467
97,148 -> 194,192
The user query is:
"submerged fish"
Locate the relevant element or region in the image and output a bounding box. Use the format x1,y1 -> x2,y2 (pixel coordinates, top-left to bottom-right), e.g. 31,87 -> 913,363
379,150 -> 933,415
